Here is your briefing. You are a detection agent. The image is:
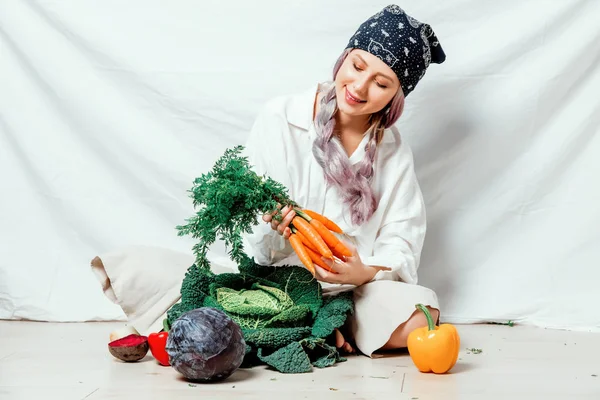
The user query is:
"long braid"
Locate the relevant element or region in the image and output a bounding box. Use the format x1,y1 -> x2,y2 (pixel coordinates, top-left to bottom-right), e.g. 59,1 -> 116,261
312,84 -> 357,193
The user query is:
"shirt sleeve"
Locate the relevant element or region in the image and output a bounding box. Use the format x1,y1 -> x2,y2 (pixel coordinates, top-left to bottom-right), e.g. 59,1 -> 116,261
240,102 -> 295,266
362,144 -> 427,285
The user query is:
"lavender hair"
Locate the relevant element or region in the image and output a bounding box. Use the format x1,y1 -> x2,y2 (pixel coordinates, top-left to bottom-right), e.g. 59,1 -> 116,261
311,48 -> 406,226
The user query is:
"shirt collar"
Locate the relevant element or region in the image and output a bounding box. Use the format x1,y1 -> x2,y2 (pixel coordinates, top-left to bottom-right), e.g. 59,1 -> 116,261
285,83 -> 395,144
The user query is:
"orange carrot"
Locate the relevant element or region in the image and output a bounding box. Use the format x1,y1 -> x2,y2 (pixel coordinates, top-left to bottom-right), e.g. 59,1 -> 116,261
304,245 -> 337,274
331,245 -> 349,261
291,227 -> 320,254
292,216 -> 333,259
295,226 -> 347,260
296,210 -> 353,258
289,233 -> 315,276
314,219 -> 352,258
301,209 -> 343,234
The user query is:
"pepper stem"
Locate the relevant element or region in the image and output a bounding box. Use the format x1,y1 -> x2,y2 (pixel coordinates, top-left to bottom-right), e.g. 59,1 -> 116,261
162,318 -> 170,332
415,303 -> 436,331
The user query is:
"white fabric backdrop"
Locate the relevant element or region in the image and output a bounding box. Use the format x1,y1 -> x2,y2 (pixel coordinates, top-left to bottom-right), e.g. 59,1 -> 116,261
1,0 -> 599,331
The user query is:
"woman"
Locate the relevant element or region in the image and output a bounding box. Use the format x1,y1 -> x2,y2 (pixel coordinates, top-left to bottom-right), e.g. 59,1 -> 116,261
240,4 -> 446,355
91,4 -> 445,358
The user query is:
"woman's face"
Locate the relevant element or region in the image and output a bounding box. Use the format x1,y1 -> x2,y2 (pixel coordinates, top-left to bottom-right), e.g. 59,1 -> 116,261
335,49 -> 401,118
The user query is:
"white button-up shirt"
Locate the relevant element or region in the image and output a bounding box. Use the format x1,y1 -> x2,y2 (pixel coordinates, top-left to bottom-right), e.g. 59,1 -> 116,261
241,84 -> 426,285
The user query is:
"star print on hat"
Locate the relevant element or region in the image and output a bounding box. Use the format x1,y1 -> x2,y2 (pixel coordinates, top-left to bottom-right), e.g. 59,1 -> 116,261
346,4 -> 446,97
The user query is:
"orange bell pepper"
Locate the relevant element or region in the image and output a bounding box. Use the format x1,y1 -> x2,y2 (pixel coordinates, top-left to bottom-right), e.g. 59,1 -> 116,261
407,304 -> 460,374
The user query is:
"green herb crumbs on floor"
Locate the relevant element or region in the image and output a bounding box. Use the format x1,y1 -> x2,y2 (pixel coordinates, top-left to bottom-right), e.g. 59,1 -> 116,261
467,348 -> 483,354
329,388 -> 338,391
487,320 -> 514,326
369,376 -> 389,379
188,384 -> 196,387
592,374 -> 597,377
270,378 -> 277,381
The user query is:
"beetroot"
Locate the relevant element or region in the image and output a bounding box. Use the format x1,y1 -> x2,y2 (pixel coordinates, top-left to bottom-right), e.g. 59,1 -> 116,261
108,334 -> 149,362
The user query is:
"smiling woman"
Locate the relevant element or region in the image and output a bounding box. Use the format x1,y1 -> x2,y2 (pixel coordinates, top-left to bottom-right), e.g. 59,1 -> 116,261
247,4 -> 447,355
90,4 -> 448,360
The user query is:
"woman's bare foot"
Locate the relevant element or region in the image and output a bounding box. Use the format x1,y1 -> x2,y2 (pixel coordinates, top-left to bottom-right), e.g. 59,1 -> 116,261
334,328 -> 355,354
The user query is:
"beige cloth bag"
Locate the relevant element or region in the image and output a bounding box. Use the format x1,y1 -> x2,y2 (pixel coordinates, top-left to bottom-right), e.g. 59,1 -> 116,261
90,245 -> 439,357
91,245 -> 196,335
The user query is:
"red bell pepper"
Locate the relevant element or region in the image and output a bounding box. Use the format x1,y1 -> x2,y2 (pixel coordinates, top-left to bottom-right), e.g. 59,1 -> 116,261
148,322 -> 170,366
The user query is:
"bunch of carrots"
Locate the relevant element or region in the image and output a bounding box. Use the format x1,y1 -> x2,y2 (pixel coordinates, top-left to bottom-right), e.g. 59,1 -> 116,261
283,208 -> 353,276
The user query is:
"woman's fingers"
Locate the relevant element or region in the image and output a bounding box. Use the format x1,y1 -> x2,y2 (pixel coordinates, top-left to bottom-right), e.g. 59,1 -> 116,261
314,265 -> 342,284
263,203 -> 283,223
321,256 -> 342,273
270,210 -> 282,230
277,207 -> 295,235
282,226 -> 291,239
263,204 -> 296,236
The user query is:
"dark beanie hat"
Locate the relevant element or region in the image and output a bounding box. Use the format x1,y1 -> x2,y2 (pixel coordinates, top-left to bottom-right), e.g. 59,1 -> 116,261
345,4 -> 446,97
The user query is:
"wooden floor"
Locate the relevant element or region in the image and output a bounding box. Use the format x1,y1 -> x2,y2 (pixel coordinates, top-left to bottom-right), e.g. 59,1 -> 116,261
0,320 -> 598,399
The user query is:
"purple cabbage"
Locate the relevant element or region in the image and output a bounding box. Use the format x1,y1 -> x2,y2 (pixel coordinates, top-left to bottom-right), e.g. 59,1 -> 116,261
166,307 -> 246,382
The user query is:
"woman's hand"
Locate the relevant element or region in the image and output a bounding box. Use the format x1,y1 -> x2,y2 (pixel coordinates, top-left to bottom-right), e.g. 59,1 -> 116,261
262,204 -> 296,239
314,242 -> 391,286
